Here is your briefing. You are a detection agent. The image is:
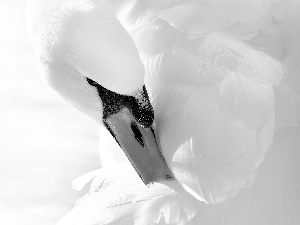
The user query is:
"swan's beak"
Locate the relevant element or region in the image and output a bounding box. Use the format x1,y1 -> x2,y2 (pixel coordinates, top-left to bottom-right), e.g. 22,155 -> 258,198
104,108 -> 173,185
87,78 -> 173,185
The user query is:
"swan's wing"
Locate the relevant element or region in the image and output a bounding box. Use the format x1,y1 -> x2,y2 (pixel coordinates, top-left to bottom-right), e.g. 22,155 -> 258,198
219,125 -> 300,225
128,0 -> 277,40
135,29 -> 288,204
124,0 -> 300,207
250,0 -> 300,95
57,165 -> 227,225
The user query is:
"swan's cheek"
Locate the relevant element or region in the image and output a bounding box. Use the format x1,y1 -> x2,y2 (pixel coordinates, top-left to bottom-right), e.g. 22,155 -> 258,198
159,91 -> 274,204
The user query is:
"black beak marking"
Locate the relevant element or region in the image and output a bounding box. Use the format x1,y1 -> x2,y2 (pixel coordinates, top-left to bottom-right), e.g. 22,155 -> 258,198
86,77 -> 154,127
87,77 -> 153,148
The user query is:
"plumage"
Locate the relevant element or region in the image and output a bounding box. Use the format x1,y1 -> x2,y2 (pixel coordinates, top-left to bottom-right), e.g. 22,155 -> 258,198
58,165 -> 226,225
27,0 -> 300,224
136,26 -> 285,203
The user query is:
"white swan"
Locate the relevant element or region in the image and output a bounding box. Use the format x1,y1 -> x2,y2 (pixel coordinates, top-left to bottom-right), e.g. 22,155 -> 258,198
26,0 -> 173,185
27,0 -> 300,224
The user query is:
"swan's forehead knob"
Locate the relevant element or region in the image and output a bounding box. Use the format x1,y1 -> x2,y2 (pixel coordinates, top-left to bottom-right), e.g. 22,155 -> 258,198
86,78 -> 154,127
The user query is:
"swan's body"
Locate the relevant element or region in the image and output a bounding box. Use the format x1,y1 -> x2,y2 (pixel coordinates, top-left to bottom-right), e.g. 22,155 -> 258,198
27,0 -> 300,224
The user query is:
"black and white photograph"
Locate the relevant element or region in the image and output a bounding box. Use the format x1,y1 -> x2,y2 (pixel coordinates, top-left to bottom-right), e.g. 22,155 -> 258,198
1,0 -> 300,224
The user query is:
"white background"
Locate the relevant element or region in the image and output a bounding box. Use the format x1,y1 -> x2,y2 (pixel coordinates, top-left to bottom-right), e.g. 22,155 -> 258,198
0,1 -> 101,224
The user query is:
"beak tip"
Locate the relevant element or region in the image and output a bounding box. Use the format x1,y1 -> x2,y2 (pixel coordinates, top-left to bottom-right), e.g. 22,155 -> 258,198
142,171 -> 174,186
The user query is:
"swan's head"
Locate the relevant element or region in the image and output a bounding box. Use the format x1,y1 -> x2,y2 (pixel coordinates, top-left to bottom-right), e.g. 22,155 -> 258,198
86,76 -> 173,185
26,0 -> 173,185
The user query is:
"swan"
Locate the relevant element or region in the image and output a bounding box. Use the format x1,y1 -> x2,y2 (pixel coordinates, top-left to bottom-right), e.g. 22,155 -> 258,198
26,0 -> 300,224
26,0 -> 173,185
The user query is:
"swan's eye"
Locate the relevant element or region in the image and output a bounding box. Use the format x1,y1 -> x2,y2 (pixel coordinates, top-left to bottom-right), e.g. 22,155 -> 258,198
130,122 -> 145,147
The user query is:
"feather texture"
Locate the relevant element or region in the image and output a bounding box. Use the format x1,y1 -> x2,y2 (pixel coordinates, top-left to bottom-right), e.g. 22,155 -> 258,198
138,31 -> 284,203
57,165 -> 226,225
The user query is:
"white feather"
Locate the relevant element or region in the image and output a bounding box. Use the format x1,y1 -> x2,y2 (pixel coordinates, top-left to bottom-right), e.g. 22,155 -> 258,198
58,165 -> 224,225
